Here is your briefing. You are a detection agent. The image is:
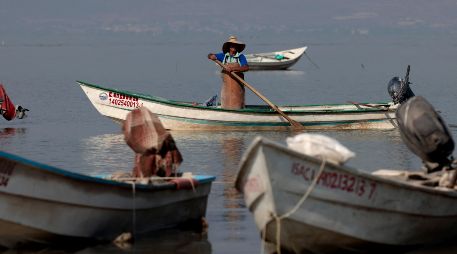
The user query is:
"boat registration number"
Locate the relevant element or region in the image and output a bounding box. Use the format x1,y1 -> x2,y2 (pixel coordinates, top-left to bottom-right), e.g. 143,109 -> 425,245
291,162 -> 377,199
100,92 -> 143,108
109,98 -> 142,108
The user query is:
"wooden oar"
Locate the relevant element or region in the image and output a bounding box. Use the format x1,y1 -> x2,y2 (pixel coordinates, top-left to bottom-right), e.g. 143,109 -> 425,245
214,60 -> 304,130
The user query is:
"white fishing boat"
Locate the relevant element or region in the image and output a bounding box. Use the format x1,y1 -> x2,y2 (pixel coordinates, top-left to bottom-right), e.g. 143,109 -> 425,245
77,81 -> 397,131
235,136 -> 457,253
0,150 -> 215,248
245,47 -> 307,70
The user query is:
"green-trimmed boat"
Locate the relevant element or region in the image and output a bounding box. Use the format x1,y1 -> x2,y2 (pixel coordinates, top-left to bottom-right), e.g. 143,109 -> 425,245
77,81 -> 398,131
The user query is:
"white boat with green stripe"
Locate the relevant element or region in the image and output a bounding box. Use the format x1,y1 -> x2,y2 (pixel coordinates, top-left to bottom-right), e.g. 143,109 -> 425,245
78,81 -> 398,131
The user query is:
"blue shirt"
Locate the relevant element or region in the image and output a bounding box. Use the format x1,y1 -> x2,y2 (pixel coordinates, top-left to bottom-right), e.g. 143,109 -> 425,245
215,52 -> 248,66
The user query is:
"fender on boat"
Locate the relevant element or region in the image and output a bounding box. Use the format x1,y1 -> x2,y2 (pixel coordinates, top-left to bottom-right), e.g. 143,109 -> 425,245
0,84 -> 16,121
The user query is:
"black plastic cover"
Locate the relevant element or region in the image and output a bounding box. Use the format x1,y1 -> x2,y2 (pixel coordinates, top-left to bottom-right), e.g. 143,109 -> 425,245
396,96 -> 454,170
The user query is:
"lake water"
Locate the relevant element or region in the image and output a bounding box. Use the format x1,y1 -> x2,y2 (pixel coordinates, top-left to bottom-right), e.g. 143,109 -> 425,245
1,1 -> 457,253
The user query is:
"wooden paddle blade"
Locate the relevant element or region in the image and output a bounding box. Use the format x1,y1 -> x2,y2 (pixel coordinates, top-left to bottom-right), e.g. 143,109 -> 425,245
291,120 -> 304,129
289,118 -> 305,130
269,104 -> 303,129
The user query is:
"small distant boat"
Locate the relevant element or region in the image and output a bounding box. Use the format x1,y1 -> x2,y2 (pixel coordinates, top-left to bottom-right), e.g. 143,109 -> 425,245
0,151 -> 215,248
78,81 -> 398,131
235,137 -> 457,253
245,47 -> 307,70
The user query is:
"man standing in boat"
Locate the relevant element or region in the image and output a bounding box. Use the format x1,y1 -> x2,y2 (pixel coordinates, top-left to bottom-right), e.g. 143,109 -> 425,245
208,35 -> 249,109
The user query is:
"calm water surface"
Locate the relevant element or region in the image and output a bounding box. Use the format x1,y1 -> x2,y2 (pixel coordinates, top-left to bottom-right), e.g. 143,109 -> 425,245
1,2 -> 457,253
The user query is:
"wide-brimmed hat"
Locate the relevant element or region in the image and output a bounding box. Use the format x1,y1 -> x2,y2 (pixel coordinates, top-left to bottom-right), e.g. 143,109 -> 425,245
222,35 -> 245,53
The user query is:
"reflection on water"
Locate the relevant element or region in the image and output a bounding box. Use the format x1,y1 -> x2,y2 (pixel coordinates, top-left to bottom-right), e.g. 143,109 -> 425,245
0,229 -> 211,254
75,229 -> 211,254
0,128 -> 26,139
221,136 -> 245,240
80,133 -> 133,176
0,128 -> 27,155
167,131 -> 265,252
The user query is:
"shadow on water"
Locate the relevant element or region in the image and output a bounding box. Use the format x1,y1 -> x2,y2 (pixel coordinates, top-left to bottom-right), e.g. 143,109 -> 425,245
220,136 -> 246,238
0,229 -> 211,254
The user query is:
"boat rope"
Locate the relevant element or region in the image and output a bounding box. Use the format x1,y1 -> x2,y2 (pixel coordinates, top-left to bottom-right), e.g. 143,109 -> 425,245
271,158 -> 327,254
304,52 -> 320,69
131,182 -> 136,238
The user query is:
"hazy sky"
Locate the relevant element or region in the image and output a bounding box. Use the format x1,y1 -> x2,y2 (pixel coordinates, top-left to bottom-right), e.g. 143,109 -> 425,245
1,0 -> 457,43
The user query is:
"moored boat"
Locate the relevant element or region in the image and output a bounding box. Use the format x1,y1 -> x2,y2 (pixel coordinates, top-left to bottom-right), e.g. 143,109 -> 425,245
0,150 -> 215,248
235,136 -> 457,253
77,81 -> 398,131
245,47 -> 307,70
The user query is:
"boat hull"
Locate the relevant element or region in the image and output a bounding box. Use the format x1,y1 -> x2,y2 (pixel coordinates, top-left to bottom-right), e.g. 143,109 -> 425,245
245,47 -> 307,70
235,137 -> 457,253
78,81 -> 398,131
0,151 -> 214,248
247,58 -> 302,70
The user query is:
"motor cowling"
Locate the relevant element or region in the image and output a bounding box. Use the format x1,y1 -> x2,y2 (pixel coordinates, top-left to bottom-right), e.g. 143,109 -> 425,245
387,77 -> 415,104
396,96 -> 454,172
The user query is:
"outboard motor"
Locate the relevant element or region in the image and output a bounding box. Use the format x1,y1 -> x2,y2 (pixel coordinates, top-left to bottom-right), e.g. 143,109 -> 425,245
387,65 -> 415,104
396,96 -> 454,173
388,77 -> 415,104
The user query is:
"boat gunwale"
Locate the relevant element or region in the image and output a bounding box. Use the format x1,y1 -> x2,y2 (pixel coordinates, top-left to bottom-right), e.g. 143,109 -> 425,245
0,150 -> 215,190
77,80 -> 393,114
245,46 -> 307,61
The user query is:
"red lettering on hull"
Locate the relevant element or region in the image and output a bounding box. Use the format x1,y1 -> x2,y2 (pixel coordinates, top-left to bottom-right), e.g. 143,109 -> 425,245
105,92 -> 143,109
244,175 -> 264,193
